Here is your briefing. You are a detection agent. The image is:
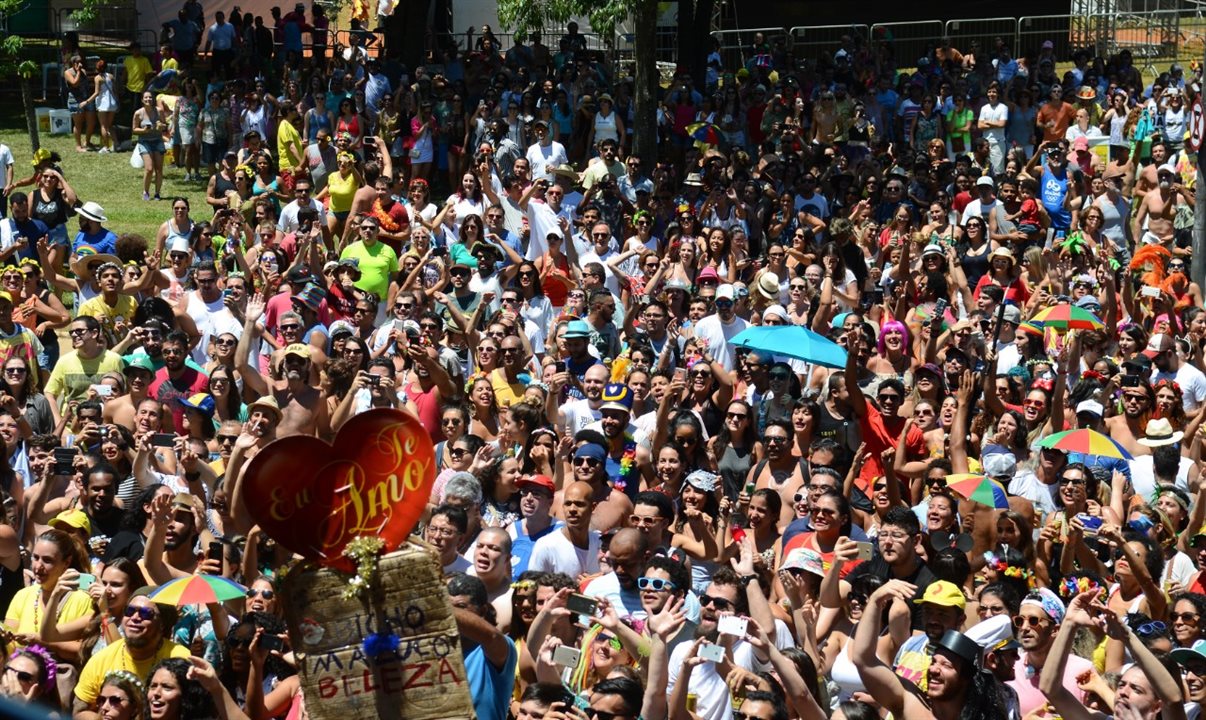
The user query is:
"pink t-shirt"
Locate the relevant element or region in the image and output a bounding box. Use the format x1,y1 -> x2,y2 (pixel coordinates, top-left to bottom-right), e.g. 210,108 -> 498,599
1008,651 -> 1093,717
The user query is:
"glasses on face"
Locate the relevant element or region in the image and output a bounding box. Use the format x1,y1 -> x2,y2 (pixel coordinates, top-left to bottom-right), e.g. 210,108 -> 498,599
1012,614 -> 1048,629
674,435 -> 697,446
726,411 -> 748,421
69,327 -> 91,337
1023,399 -> 1045,408
97,693 -> 127,707
637,577 -> 676,591
764,434 -> 788,445
427,525 -> 458,538
124,605 -> 157,621
1172,611 -> 1201,624
5,667 -> 35,684
1059,475 -> 1086,487
574,456 -> 602,467
877,393 -> 901,403
3,367 -> 26,376
217,434 -> 238,445
700,594 -> 735,611
279,324 -> 301,332
247,588 -> 275,599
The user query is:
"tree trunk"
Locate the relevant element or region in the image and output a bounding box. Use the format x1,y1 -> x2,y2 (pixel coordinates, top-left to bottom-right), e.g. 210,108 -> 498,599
20,74 -> 40,154
676,0 -> 714,90
632,0 -> 658,169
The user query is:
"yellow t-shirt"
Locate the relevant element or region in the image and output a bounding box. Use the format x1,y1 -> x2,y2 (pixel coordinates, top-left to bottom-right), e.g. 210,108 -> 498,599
45,350 -> 125,405
326,169 -> 360,213
78,294 -> 138,343
123,56 -> 152,93
277,119 -> 302,172
76,639 -> 190,704
489,368 -> 525,409
4,585 -> 94,646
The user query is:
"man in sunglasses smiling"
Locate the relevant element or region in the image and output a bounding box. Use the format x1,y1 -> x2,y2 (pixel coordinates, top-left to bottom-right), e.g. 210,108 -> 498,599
73,591 -> 189,715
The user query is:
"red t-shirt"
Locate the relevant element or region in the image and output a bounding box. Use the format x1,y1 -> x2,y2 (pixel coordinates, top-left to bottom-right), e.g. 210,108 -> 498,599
150,366 -> 210,435
857,403 -> 927,493
406,381 -> 442,442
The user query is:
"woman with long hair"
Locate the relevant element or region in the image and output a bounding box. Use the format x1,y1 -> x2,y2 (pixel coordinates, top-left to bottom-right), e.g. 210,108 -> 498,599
314,152 -> 361,239
334,97 -> 367,149
908,94 -> 945,152
89,60 -> 119,153
673,470 -> 722,594
409,101 -> 437,182
207,365 -> 246,429
249,152 -> 288,216
709,399 -> 761,500
790,398 -> 820,459
6,529 -> 92,659
13,259 -> 69,374
174,76 -> 203,181
132,90 -> 167,200
145,658 -> 222,720
3,356 -> 54,435
477,456 -> 521,528
43,557 -> 146,664
956,215 -> 992,290
466,375 -> 500,442
65,55 -> 96,152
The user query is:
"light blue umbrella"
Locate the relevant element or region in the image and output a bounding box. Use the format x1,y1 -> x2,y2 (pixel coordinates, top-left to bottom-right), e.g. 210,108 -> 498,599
730,326 -> 848,369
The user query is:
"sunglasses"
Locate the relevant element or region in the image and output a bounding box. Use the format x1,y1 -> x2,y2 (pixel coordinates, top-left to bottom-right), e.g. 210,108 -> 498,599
248,588 -> 275,599
1012,614 -> 1048,629
124,605 -> 157,621
98,694 -> 127,707
700,594 -> 735,611
574,456 -> 602,467
637,577 -> 676,591
1059,476 -> 1086,486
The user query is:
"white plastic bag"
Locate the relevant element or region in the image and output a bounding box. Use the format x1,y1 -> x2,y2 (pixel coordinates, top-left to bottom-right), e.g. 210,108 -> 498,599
130,148 -> 143,169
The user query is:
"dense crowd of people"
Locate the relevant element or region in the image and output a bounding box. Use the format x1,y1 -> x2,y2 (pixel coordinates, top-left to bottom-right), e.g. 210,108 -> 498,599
1,4 -> 1206,720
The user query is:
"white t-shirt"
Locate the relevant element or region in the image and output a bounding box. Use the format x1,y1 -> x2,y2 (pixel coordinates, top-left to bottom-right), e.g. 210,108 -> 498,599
1128,454 -> 1192,500
666,619 -> 793,720
1153,363 -> 1206,413
526,141 -> 569,182
561,398 -> 601,436
979,102 -> 1009,144
693,313 -> 750,372
185,291 -> 242,365
277,198 -> 326,233
961,198 -> 999,224
527,528 -> 601,578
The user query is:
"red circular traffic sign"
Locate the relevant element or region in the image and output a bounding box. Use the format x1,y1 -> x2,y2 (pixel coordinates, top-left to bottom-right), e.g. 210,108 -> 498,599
1189,94 -> 1205,152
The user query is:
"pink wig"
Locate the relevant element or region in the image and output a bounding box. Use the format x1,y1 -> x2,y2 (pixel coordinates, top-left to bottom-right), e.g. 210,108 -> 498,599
877,320 -> 910,355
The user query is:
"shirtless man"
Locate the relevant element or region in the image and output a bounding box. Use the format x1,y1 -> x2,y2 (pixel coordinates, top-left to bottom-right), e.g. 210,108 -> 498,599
104,356 -> 155,428
1132,140 -> 1170,203
236,293 -> 329,440
746,420 -> 806,527
1133,162 -> 1195,256
551,442 -> 632,532
1106,382 -> 1155,457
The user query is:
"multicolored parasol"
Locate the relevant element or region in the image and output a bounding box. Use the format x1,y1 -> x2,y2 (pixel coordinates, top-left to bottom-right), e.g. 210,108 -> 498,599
945,473 -> 1010,509
1030,304 -> 1105,331
148,575 -> 247,606
1036,428 -> 1134,460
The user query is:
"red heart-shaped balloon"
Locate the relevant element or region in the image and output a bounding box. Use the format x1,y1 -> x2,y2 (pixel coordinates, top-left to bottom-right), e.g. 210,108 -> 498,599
241,408 -> 435,572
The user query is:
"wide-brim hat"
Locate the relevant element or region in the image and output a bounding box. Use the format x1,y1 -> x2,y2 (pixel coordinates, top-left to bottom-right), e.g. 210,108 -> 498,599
75,201 -> 108,223
70,248 -> 122,278
1138,417 -> 1184,447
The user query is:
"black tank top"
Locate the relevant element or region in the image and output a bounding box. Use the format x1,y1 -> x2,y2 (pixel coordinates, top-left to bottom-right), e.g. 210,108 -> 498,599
213,171 -> 236,198
814,402 -> 856,467
32,189 -> 69,230
0,563 -> 21,617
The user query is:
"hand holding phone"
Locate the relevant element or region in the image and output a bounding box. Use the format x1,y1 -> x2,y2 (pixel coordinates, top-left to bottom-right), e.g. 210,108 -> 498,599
565,593 -> 598,617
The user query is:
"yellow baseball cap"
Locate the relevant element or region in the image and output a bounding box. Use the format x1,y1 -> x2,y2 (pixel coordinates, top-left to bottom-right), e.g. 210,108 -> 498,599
49,508 -> 91,535
914,580 -> 966,609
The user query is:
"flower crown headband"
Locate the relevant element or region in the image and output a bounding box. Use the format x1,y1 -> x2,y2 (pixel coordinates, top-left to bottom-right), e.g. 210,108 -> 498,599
11,645 -> 56,692
103,669 -> 145,693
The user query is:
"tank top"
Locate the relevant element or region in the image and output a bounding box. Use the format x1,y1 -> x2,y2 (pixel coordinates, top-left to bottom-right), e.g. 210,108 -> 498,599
166,218 -> 194,248
814,403 -> 857,467
593,110 -> 619,143
958,239 -> 992,289
213,171 -> 236,198
336,113 -> 360,139
326,170 -> 358,213
1109,113 -> 1128,145
830,641 -> 867,701
305,108 -> 331,143
67,70 -> 89,103
717,444 -> 754,500
31,189 -> 69,230
1041,167 -> 1072,229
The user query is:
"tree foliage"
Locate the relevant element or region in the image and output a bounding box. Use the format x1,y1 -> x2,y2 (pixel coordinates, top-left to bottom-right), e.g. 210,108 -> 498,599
497,0 -> 630,42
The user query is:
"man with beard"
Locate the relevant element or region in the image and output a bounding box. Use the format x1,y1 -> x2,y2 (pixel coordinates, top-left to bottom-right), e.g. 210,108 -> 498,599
561,363 -> 609,433
561,440 -> 633,533
78,262 -> 137,344
1107,379 -> 1156,457
744,421 -> 806,507
584,527 -> 650,617
1040,590 -> 1182,720
893,580 -> 966,689
586,383 -> 643,499
1134,139 -> 1171,203
853,579 -> 1007,720
1134,162 -> 1194,253
509,474 -> 556,578
1006,587 -> 1090,716
72,592 -> 189,714
103,356 -> 155,427
142,493 -> 216,579
666,564 -> 790,720
692,285 -> 748,373
1171,639 -> 1206,712
149,331 -> 209,435
558,320 -> 602,401
846,507 -> 936,630
637,552 -> 695,650
529,480 -> 601,579
45,316 -> 124,408
238,296 -> 328,439
584,287 -> 622,360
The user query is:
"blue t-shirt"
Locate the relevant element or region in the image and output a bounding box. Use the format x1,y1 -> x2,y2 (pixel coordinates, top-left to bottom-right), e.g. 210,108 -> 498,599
463,638 -> 517,720
1041,166 -> 1072,230
3,217 -> 49,261
511,520 -> 560,580
73,228 -> 118,256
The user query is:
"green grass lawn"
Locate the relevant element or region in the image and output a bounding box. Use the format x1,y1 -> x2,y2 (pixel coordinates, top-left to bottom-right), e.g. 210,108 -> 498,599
1,127 -> 211,241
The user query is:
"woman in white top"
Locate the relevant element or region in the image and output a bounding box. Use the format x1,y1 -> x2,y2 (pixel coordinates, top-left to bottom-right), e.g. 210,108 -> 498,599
86,59 -> 118,153
587,94 -> 625,155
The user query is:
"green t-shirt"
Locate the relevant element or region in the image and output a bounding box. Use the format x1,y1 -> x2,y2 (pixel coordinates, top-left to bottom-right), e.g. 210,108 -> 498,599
946,107 -> 974,150
341,240 -> 398,301
45,350 -> 125,404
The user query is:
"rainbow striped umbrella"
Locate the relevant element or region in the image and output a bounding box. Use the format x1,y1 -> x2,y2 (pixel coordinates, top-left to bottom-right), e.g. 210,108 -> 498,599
1037,428 -> 1133,460
148,575 -> 247,606
945,474 -> 1010,510
1030,304 -> 1105,331
686,122 -> 724,145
